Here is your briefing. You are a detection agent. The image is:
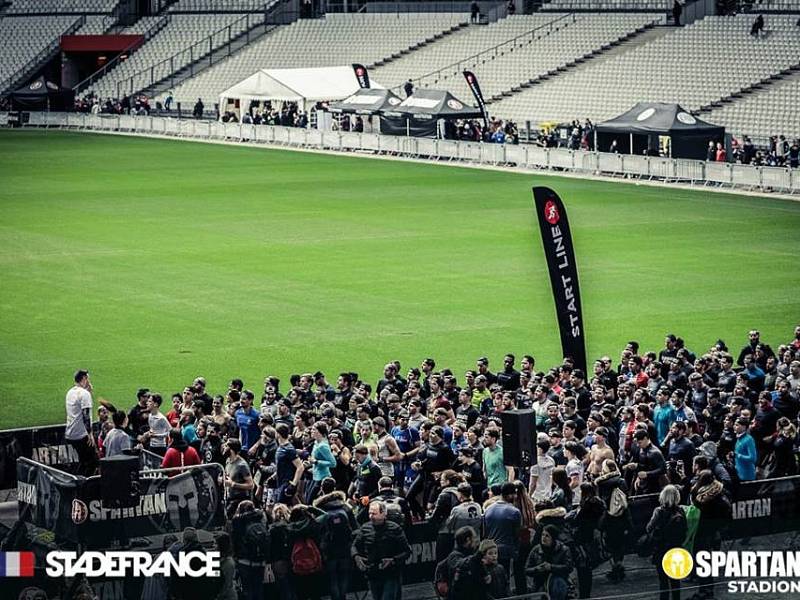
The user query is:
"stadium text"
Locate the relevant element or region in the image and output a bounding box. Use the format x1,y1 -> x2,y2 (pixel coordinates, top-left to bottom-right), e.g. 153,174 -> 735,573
731,498 -> 771,519
17,482 -> 37,506
695,550 -> 800,577
45,551 -> 220,577
89,492 -> 167,521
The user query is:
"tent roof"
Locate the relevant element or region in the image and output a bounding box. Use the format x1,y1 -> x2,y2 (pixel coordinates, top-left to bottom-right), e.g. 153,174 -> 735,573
12,76 -> 64,98
219,66 -> 384,105
327,88 -> 402,114
596,102 -> 724,135
382,88 -> 482,120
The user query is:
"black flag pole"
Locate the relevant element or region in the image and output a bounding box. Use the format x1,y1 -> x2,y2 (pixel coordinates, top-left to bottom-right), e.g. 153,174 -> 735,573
533,187 -> 587,373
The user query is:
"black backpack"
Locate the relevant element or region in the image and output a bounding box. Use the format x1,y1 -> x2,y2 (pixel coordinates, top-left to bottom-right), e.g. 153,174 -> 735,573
664,508 -> 688,547
322,507 -> 353,553
243,519 -> 271,562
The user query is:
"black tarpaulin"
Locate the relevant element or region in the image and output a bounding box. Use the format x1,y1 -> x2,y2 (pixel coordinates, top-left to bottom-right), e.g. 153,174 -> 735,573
596,102 -> 725,159
327,88 -> 402,115
10,76 -> 75,111
379,88 -> 482,138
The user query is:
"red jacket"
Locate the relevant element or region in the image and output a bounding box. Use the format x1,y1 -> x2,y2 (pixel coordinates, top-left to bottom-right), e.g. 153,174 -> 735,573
161,445 -> 201,474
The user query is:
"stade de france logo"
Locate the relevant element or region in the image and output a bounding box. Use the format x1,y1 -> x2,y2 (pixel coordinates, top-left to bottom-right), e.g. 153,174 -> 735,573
663,548 -> 693,580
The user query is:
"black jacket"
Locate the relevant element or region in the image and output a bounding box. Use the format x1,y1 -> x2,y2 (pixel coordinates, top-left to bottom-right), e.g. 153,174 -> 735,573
351,520 -> 411,577
525,541 -> 573,589
231,509 -> 267,561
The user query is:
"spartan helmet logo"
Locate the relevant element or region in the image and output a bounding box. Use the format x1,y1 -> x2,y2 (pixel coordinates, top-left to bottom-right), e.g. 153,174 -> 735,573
544,200 -> 560,225
71,499 -> 88,524
662,548 -> 693,580
167,472 -> 199,530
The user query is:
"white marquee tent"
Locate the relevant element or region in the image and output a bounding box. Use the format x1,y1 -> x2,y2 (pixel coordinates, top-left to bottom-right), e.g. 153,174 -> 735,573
218,66 -> 385,116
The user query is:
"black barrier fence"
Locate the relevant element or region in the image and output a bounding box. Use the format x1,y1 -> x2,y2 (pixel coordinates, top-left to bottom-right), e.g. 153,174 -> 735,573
0,424 -> 168,490
9,454 -> 800,599
0,424 -> 78,488
16,458 -> 226,545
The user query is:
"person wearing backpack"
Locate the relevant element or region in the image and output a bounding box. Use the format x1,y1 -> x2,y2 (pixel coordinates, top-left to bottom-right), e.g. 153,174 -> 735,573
312,483 -> 357,600
232,501 -> 270,600
646,485 -> 687,600
595,459 -> 632,583
352,500 -> 412,600
431,470 -> 464,563
358,477 -> 412,528
434,525 -> 479,600
565,482 -> 605,599
268,504 -> 295,600
287,505 -> 325,600
689,470 -> 732,600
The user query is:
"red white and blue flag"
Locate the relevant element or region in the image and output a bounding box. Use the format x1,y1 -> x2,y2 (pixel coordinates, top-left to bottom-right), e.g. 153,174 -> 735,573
0,552 -> 35,577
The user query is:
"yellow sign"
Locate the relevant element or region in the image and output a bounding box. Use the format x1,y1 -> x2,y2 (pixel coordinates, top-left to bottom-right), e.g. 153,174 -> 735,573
663,548 -> 693,580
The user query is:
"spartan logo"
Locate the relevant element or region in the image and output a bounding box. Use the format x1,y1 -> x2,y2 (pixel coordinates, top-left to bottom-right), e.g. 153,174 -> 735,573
544,200 -> 560,225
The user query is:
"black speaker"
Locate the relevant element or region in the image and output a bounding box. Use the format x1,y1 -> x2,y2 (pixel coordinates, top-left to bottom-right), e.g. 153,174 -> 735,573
99,454 -> 141,508
500,409 -> 536,467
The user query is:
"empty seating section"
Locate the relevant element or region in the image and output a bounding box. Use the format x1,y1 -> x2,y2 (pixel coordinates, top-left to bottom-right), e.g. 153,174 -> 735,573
377,13 -> 659,102
86,14 -> 252,99
753,0 -> 800,10
169,0 -> 272,10
169,13 -> 467,107
0,16 -> 78,86
708,77 -> 800,140
3,0 -> 118,13
490,15 -> 800,127
75,14 -> 113,34
371,15 -> 568,89
543,0 -> 669,9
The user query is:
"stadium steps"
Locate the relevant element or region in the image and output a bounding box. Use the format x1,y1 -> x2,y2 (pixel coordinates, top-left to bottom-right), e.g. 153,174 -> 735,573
138,17 -> 287,100
696,61 -> 800,113
369,21 -> 470,68
485,18 -> 669,103
0,15 -> 85,95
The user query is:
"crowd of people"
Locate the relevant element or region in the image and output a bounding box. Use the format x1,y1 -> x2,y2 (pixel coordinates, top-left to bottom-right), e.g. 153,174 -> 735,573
61,325 -> 800,600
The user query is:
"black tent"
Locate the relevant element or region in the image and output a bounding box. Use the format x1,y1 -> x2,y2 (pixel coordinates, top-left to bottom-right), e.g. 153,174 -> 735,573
596,102 -> 724,160
380,89 -> 483,138
327,88 -> 403,115
10,77 -> 75,111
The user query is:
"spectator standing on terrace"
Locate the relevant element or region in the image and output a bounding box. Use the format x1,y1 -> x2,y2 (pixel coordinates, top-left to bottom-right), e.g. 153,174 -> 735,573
103,411 -> 132,458
142,394 -> 170,456
352,500 -> 412,600
161,428 -> 201,474
731,417 -> 757,481
193,98 -> 204,119
222,438 -> 254,518
65,370 -> 98,477
672,0 -> 683,26
750,14 -> 764,37
470,1 -> 480,23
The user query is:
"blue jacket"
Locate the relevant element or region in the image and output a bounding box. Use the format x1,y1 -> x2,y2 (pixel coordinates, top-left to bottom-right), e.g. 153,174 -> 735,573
312,440 -> 337,482
734,432 -> 757,481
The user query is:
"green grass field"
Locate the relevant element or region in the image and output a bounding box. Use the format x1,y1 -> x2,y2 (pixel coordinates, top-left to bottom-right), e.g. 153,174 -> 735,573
0,129 -> 798,428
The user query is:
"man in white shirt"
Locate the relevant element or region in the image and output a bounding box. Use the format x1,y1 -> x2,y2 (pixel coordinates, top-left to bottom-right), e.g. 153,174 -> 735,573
141,394 -> 170,456
65,369 -> 98,476
529,440 -> 555,502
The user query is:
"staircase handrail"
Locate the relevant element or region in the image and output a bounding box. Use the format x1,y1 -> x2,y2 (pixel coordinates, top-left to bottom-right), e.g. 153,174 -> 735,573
72,13 -> 171,94
401,12 -> 576,91
113,0 -> 291,98
0,15 -> 85,94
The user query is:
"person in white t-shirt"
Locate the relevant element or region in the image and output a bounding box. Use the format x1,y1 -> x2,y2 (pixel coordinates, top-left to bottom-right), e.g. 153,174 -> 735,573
65,369 -> 98,476
140,393 -> 170,457
529,440 -> 555,502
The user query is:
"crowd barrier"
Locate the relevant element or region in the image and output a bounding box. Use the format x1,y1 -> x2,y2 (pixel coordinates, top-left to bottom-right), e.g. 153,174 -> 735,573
8,112 -> 797,194
16,457 -> 226,545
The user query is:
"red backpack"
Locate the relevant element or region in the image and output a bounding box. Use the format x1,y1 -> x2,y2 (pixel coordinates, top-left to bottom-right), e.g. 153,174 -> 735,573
291,538 -> 323,575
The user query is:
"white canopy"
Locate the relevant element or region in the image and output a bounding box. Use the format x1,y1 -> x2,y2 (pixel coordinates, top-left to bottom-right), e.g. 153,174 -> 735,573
218,66 -> 384,114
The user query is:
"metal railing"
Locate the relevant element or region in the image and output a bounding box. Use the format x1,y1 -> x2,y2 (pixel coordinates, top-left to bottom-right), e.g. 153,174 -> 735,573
72,14 -> 171,94
402,12 -> 576,90
0,15 -> 85,95
14,112 -> 799,195
112,0 -> 293,99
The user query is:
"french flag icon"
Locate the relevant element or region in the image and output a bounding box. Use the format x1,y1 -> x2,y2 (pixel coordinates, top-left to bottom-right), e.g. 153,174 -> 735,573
0,552 -> 35,577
